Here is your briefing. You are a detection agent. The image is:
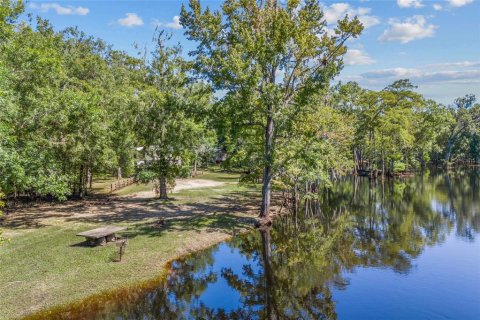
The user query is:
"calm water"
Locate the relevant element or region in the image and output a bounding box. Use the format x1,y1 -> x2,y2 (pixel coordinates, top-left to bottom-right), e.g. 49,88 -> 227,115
34,170 -> 480,319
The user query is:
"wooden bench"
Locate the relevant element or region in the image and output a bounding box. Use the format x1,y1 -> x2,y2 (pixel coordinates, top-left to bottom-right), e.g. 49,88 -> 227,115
77,226 -> 127,246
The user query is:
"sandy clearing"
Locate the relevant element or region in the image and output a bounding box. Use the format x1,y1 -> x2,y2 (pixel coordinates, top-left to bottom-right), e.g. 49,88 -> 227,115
2,179 -> 243,231
1,176 -> 259,320
175,179 -> 226,190
129,179 -> 227,199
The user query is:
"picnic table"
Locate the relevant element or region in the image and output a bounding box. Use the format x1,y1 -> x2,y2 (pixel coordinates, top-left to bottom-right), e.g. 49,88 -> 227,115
77,225 -> 127,246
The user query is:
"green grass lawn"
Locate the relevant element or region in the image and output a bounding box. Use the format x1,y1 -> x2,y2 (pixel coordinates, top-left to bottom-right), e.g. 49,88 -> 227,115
112,181 -> 153,196
0,172 -> 259,320
193,170 -> 242,182
89,176 -> 120,195
111,170 -> 243,197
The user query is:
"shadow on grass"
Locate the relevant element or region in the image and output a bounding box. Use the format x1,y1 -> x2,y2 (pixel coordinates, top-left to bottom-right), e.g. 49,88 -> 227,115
70,241 -> 93,248
1,199 -> 122,229
2,190 -> 260,238
195,174 -> 241,182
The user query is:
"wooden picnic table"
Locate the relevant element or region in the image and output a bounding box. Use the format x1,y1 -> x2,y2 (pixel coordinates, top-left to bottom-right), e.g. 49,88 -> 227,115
77,225 -> 127,246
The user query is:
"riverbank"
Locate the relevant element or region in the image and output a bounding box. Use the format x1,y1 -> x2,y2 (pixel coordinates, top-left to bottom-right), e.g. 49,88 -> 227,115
0,172 -> 259,320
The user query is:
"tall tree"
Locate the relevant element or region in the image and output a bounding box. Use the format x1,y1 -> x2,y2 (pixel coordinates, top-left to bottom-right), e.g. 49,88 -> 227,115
444,94 -> 479,162
412,99 -> 448,167
1,15 -> 140,200
0,191 -> 5,245
0,0 -> 23,42
135,32 -> 213,199
0,0 -> 18,237
104,50 -> 144,180
333,79 -> 425,176
181,0 -> 363,217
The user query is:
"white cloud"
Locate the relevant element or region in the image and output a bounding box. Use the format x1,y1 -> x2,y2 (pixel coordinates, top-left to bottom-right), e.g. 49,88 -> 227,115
339,62 -> 480,104
153,16 -> 182,30
433,0 -> 473,10
165,16 -> 182,30
362,67 -> 421,79
324,2 -> 349,23
344,49 -> 375,65
29,3 -> 89,16
378,15 -> 437,43
361,68 -> 480,83
358,15 -> 381,29
323,3 -> 380,29
117,13 -> 144,27
427,61 -> 480,68
448,0 -> 473,7
397,0 -> 424,8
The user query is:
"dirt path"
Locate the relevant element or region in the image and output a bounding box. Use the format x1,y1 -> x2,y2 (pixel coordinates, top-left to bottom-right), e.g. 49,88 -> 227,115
129,178 -> 227,199
0,175 -> 260,320
1,178 -> 252,232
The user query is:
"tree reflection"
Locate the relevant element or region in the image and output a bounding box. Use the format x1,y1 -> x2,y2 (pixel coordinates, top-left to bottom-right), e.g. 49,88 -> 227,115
97,249 -> 219,320
35,170 -> 479,320
442,169 -> 480,240
220,224 -> 347,320
202,169 -> 480,319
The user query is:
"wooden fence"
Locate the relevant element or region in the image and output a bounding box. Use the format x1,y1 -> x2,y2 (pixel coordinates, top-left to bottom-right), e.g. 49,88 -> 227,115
110,177 -> 136,193
109,170 -> 205,193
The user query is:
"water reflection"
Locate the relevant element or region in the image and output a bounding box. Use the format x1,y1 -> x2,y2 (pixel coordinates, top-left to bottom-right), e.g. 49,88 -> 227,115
27,169 -> 480,319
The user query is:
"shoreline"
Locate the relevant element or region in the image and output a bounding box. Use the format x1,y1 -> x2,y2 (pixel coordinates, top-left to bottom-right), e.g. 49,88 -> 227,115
0,172 -> 260,320
21,229 -> 251,320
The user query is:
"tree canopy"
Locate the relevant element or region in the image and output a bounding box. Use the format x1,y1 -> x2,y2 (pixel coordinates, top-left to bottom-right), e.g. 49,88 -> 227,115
180,0 -> 363,217
0,0 -> 478,217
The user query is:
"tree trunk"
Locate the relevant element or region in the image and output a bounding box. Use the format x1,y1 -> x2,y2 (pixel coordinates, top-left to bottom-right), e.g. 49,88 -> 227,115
260,113 -> 274,218
117,167 -> 122,180
419,151 -> 426,168
159,176 -> 168,199
353,148 -> 358,175
261,228 -> 276,320
381,150 -> 385,178
76,165 -> 86,198
84,166 -> 88,196
445,135 -> 455,162
88,168 -> 93,189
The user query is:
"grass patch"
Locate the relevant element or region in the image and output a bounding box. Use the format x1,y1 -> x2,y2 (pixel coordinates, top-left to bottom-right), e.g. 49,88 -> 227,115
89,176 -> 120,195
110,170 -> 243,197
172,183 -> 253,204
0,173 -> 259,320
193,170 -> 242,182
113,182 -> 153,196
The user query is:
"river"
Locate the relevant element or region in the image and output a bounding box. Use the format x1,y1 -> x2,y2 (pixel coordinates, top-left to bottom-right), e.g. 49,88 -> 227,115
29,169 -> 480,319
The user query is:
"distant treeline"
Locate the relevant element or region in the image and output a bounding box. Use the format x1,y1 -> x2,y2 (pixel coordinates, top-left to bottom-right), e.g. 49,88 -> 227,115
0,1 -> 478,214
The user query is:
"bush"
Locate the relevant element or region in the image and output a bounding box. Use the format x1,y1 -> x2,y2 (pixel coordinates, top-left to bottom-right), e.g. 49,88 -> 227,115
393,162 -> 406,173
0,191 -> 6,245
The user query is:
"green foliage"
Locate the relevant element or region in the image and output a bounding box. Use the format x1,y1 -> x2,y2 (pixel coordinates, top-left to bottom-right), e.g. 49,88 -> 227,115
329,79 -> 479,175
181,0 -> 363,215
0,14 -> 147,199
0,0 -> 23,42
133,32 -> 215,198
0,191 -> 5,245
275,103 -> 354,191
135,170 -> 157,184
443,95 -> 480,162
393,162 -> 406,173
0,0 -> 477,208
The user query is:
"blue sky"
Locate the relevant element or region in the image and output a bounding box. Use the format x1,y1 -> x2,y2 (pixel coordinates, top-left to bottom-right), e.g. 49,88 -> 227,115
24,0 -> 480,104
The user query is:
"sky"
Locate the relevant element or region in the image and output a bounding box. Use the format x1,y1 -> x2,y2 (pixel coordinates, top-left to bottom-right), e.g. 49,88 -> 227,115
24,0 -> 480,104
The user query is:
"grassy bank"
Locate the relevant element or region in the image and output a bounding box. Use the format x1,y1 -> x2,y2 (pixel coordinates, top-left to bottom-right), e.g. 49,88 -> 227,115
0,172 -> 259,320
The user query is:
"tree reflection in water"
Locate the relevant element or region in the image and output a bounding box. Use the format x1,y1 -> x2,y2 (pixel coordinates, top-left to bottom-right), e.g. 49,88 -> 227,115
33,169 -> 479,320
